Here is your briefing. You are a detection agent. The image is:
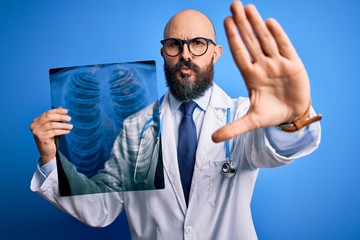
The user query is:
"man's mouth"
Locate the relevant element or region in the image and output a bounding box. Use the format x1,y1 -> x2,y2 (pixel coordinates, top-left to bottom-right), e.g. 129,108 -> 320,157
179,66 -> 192,74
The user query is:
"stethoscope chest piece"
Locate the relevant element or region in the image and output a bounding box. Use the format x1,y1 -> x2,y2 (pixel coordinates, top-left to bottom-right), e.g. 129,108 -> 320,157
222,160 -> 237,178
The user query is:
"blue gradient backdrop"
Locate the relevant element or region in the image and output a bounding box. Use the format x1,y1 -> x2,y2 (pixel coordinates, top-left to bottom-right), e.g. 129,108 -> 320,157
1,0 -> 359,239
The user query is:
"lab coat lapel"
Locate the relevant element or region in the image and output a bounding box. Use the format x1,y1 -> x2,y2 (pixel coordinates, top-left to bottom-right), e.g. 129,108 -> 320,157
195,106 -> 224,166
188,84 -> 234,206
196,84 -> 234,166
160,94 -> 187,214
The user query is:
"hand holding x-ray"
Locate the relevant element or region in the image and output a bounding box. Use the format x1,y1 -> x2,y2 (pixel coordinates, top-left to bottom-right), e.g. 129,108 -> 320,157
30,108 -> 73,164
30,61 -> 164,195
212,1 -> 316,142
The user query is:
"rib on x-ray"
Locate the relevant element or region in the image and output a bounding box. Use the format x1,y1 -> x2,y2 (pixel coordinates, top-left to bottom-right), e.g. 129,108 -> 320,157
50,61 -> 158,180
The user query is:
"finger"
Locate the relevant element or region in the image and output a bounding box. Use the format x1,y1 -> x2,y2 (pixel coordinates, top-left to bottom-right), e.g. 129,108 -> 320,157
32,122 -> 73,139
224,16 -> 252,71
38,128 -> 72,140
41,122 -> 73,132
212,114 -> 258,143
48,107 -> 68,115
32,108 -> 69,122
230,1 -> 263,60
265,18 -> 298,59
245,4 -> 279,57
30,115 -> 71,135
35,109 -> 71,126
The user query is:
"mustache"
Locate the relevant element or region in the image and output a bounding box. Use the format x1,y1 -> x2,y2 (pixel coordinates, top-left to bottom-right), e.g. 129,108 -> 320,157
172,60 -> 200,73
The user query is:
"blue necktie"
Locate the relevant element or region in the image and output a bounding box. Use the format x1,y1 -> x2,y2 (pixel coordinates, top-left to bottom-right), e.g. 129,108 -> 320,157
177,101 -> 197,205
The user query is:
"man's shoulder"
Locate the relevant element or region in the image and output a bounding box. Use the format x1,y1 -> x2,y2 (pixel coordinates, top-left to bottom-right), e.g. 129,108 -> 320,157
212,83 -> 249,108
125,101 -> 157,122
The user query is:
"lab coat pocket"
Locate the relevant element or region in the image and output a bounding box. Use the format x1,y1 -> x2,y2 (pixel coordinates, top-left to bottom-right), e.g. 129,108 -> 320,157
208,160 -> 236,207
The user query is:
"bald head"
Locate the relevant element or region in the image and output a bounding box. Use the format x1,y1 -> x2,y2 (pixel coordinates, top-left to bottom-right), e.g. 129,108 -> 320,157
163,9 -> 216,42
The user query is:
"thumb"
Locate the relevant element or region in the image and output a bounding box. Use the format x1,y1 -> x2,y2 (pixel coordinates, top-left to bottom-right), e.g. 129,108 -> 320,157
211,114 -> 258,143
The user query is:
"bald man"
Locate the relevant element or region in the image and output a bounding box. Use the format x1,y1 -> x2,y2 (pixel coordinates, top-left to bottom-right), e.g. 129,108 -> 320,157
30,1 -> 321,239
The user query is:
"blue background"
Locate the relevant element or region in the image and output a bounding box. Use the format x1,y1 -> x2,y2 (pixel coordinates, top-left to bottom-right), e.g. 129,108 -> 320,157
1,0 -> 359,239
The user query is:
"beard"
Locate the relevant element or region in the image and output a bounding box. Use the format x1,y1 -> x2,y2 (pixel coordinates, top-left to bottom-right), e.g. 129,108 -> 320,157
164,59 -> 214,102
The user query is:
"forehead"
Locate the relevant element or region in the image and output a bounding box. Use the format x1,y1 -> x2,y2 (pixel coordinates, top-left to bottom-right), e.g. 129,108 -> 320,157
164,10 -> 215,40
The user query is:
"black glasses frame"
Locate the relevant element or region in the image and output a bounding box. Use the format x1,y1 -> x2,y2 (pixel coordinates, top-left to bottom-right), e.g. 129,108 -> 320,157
160,37 -> 216,57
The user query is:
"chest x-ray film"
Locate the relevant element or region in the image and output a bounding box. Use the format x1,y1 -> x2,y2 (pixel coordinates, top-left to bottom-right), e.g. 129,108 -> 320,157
50,60 -> 164,196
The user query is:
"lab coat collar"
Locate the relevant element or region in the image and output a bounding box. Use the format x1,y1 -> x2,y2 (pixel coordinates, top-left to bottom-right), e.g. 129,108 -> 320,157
210,83 -> 234,109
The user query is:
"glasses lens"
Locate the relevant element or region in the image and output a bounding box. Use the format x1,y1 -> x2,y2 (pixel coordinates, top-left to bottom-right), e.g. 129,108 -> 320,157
189,38 -> 208,56
164,39 -> 182,56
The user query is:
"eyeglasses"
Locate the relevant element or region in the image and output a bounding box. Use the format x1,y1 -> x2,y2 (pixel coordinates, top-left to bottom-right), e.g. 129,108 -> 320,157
160,37 -> 216,57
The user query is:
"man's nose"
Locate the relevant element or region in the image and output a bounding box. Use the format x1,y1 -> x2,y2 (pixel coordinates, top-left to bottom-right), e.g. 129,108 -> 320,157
180,43 -> 192,61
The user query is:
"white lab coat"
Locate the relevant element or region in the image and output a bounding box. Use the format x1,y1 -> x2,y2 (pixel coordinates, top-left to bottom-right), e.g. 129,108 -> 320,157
31,84 -> 321,239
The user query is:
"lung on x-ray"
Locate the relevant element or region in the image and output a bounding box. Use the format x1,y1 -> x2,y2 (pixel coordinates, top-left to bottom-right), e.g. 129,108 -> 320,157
49,61 -> 164,196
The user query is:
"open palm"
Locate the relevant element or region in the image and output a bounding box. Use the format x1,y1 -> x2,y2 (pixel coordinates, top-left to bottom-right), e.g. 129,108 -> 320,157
212,1 -> 315,143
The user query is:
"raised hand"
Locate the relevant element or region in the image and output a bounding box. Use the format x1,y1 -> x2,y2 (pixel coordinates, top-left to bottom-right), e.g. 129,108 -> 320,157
29,108 -> 73,164
212,1 -> 315,143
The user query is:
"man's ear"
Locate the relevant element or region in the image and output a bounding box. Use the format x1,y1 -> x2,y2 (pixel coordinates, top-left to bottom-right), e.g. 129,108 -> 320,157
160,48 -> 165,58
212,45 -> 223,64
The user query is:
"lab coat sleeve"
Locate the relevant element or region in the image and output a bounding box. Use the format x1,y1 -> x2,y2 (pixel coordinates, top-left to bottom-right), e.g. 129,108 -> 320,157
31,161 -> 124,227
30,135 -> 129,227
238,105 -> 321,169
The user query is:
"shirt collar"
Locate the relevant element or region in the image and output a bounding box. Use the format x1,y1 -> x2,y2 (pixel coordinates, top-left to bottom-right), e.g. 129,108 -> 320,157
168,85 -> 213,115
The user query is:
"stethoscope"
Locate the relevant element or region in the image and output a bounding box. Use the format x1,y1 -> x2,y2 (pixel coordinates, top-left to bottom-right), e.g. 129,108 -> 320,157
135,97 -> 237,183
221,108 -> 237,178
